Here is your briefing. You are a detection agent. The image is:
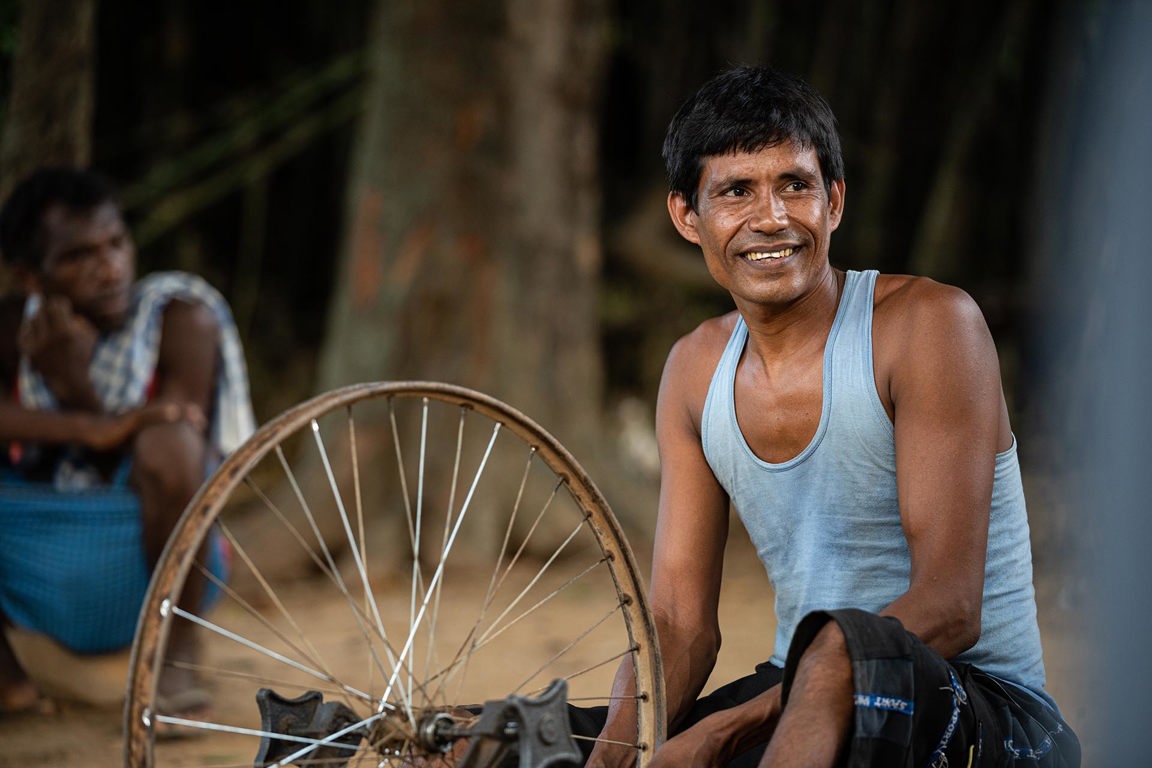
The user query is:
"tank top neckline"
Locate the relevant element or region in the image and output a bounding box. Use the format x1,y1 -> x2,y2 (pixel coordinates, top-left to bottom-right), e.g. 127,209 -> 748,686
724,270 -> 866,470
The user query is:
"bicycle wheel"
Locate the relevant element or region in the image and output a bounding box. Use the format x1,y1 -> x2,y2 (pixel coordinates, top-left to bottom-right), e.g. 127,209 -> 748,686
124,381 -> 665,767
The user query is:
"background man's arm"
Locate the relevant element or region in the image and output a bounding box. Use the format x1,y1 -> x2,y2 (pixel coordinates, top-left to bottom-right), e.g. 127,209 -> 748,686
151,299 -> 219,422
0,298 -> 214,453
0,400 -> 194,451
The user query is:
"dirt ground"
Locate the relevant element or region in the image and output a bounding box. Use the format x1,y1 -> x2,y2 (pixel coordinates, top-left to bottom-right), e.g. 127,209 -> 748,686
0,532 -> 1092,767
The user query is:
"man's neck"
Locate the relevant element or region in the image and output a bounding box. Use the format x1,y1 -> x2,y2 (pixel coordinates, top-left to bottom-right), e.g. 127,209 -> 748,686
738,268 -> 844,363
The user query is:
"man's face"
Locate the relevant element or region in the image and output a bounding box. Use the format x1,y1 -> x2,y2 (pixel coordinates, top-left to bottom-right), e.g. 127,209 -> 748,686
668,141 -> 845,312
35,201 -> 136,332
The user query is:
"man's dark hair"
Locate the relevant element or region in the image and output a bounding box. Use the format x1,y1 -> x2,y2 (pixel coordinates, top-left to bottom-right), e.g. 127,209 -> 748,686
0,167 -> 119,270
663,65 -> 845,210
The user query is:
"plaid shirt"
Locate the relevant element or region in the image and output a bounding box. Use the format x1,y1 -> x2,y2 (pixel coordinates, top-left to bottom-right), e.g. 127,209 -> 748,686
17,271 -> 255,489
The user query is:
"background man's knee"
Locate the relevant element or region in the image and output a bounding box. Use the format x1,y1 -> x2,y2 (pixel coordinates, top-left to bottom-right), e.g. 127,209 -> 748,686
131,421 -> 207,499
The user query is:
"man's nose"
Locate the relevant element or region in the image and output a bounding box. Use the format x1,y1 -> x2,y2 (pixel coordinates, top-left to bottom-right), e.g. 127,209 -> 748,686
92,245 -> 130,280
747,192 -> 788,232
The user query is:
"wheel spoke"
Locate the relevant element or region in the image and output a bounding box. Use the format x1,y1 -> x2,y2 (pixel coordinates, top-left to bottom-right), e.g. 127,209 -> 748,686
169,604 -> 378,704
151,711 -> 384,760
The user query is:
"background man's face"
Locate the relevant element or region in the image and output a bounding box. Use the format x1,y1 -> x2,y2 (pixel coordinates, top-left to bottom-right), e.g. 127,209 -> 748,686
37,201 -> 136,332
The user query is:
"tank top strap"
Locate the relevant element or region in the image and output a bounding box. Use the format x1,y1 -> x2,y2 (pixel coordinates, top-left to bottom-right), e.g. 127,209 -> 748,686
827,270 -> 891,432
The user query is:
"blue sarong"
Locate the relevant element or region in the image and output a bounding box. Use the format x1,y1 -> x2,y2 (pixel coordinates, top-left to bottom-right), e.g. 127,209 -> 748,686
0,466 -> 227,654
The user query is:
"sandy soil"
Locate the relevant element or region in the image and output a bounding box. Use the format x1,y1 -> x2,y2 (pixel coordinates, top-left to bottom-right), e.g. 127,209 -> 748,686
0,532 -> 1091,767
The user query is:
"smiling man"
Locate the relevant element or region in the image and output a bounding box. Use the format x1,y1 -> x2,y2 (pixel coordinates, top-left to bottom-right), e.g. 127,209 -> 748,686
584,66 -> 1079,767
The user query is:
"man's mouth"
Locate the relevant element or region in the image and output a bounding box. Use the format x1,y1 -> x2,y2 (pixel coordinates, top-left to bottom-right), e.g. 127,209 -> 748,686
743,247 -> 795,262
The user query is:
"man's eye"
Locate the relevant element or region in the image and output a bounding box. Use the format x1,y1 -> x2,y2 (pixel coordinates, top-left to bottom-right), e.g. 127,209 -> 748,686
723,187 -> 748,197
57,250 -> 88,264
785,181 -> 807,192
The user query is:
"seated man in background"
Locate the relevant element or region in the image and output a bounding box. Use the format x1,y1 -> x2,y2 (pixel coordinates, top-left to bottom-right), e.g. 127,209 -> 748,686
0,167 -> 254,716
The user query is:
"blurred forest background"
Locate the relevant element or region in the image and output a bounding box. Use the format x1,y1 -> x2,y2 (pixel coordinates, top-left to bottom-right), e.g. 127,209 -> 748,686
0,1 -> 1115,551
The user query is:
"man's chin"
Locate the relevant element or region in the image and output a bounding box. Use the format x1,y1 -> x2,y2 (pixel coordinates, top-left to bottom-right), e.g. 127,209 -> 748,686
86,308 -> 131,334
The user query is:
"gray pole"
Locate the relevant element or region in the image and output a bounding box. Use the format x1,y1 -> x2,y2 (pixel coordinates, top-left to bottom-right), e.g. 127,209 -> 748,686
1041,1 -> 1152,761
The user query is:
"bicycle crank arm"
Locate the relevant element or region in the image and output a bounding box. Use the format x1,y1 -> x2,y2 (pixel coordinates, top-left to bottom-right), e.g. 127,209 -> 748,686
457,679 -> 581,768
254,688 -> 365,767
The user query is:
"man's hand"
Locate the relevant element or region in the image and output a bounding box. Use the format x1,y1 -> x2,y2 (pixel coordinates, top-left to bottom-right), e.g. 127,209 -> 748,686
650,685 -> 783,768
18,295 -> 100,409
647,724 -> 731,768
84,401 -> 206,452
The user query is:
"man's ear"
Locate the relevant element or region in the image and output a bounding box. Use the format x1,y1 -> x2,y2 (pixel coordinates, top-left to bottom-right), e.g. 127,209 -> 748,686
828,178 -> 846,232
667,191 -> 702,245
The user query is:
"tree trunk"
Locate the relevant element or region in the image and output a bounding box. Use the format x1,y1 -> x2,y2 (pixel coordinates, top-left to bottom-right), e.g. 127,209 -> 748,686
0,0 -> 97,199
313,0 -> 611,561
497,0 -> 609,456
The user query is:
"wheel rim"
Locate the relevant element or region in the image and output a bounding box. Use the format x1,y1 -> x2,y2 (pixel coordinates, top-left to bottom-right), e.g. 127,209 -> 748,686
124,381 -> 664,766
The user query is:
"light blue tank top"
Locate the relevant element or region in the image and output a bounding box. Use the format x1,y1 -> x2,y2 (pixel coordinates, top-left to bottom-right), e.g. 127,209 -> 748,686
701,269 -> 1049,699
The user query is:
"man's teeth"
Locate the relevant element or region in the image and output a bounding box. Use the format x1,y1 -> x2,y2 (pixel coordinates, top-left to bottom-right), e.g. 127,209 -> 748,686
745,247 -> 795,261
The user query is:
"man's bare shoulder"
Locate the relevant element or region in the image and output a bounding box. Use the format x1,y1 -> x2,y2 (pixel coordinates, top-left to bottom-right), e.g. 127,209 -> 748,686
158,298 -> 219,348
666,311 -> 740,374
873,273 -> 985,336
872,273 -> 996,396
660,311 -> 740,425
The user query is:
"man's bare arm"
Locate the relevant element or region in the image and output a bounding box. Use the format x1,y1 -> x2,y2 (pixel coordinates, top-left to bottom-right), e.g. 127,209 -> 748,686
0,400 -> 200,451
151,299 -> 219,421
648,337 -> 732,729
588,327 -> 736,766
877,278 -> 1006,656
0,298 -> 215,453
